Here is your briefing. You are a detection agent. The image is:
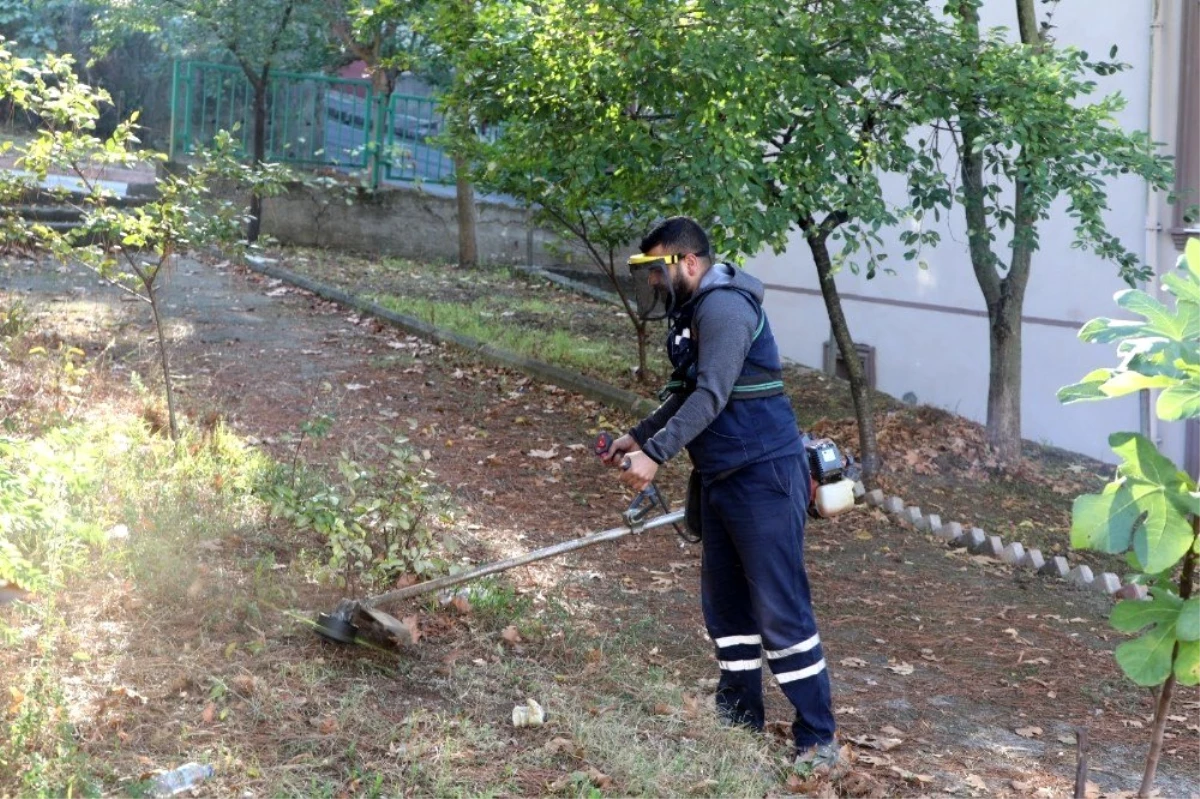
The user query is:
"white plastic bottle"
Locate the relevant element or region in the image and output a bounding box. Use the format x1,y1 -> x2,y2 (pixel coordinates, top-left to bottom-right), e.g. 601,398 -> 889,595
814,478 -> 856,518
150,763 -> 215,797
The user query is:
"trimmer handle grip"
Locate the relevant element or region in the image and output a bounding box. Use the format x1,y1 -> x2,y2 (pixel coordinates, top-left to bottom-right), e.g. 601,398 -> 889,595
593,431 -> 632,470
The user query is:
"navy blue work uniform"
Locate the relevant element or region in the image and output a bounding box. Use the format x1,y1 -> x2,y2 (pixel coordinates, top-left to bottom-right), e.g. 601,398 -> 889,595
660,282 -> 836,750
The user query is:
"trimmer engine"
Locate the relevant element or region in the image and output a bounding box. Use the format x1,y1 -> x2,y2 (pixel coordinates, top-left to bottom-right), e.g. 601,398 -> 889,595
806,438 -> 845,484
803,435 -> 858,519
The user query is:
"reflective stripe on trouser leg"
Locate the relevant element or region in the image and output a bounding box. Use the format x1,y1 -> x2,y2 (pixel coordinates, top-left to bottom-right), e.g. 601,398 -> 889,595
701,488 -> 764,731
704,455 -> 837,749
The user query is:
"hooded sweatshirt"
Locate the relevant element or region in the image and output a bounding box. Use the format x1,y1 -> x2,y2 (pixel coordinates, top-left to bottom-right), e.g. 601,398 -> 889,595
631,262 -> 801,473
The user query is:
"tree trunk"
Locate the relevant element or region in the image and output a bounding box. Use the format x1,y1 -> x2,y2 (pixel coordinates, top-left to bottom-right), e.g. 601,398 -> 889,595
368,70 -> 392,190
807,233 -> 879,484
247,79 -> 268,244
986,283 -> 1024,464
1140,540 -> 1197,797
954,1 -> 1035,468
635,319 -> 649,381
145,272 -> 179,443
1014,0 -> 1042,47
455,154 -> 478,267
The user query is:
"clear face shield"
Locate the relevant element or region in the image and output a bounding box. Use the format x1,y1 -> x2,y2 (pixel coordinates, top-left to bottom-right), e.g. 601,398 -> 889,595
627,253 -> 683,321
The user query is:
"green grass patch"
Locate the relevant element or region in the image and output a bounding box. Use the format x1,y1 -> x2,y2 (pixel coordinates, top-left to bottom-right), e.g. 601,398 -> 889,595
371,293 -> 635,378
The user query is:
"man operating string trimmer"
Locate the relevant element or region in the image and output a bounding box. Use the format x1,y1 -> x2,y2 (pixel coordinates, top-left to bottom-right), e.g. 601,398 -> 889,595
598,216 -> 844,778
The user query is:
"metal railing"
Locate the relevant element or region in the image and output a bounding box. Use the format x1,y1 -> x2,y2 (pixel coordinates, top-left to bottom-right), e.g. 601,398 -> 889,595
169,61 -> 460,186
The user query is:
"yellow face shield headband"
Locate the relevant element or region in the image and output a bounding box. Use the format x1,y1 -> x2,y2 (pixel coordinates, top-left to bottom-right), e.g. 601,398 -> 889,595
627,253 -> 684,270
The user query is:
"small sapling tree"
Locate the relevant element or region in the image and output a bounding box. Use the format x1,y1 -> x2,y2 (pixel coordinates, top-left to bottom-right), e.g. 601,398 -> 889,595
5,42 -> 294,442
1058,239 -> 1200,798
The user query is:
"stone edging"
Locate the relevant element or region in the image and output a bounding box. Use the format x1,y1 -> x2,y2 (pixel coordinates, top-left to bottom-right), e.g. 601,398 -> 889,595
510,264 -> 623,306
239,257 -> 659,418
853,483 -> 1147,602
241,256 -> 1135,602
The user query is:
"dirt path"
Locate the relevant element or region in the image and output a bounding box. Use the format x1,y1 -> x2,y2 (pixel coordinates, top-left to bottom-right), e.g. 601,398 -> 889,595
3,254 -> 1197,798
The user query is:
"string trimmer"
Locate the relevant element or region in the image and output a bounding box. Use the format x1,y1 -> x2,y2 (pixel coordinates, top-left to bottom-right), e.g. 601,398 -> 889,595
312,434 -> 684,645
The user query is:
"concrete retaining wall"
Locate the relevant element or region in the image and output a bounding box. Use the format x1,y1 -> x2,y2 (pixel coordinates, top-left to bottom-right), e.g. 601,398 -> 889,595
260,182 -> 592,267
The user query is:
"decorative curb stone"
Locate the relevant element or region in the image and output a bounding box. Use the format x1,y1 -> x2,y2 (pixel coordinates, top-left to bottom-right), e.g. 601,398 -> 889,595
1095,573 -> 1122,594
937,521 -> 964,544
1069,565 -> 1095,588
903,506 -> 923,526
1040,556 -> 1070,578
985,535 -> 1005,559
924,514 -> 942,535
884,496 -> 905,515
1002,542 -> 1026,566
1023,549 -> 1046,571
1115,583 -> 1149,601
964,527 -> 988,553
853,481 -> 866,500
865,489 -> 885,507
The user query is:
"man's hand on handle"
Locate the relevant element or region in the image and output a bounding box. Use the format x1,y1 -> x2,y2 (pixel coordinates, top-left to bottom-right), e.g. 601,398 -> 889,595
595,431 -> 658,496
618,451 -> 659,493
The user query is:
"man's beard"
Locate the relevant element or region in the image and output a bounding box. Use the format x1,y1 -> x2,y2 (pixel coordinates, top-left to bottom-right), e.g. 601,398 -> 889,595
667,271 -> 693,311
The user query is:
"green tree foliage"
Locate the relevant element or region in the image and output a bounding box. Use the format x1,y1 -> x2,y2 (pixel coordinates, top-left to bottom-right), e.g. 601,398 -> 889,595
448,0 -> 945,480
1059,239 -> 1200,797
2,41 -> 295,440
108,0 -> 328,240
910,0 -> 1174,467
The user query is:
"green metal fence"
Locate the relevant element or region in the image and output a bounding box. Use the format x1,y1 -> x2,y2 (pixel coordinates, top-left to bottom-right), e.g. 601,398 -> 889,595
169,61 -> 457,186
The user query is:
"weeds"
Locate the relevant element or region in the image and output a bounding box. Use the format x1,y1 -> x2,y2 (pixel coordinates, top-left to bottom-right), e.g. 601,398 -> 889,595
0,658 -> 99,798
258,418 -> 456,592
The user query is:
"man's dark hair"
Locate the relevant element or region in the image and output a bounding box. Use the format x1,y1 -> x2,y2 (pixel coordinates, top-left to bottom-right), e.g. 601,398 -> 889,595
640,216 -> 711,259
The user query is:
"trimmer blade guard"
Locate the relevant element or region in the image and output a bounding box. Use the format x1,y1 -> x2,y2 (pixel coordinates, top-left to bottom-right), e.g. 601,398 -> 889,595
314,599 -> 361,645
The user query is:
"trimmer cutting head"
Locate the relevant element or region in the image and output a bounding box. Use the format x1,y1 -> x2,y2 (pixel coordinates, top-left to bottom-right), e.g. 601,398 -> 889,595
314,599 -> 361,644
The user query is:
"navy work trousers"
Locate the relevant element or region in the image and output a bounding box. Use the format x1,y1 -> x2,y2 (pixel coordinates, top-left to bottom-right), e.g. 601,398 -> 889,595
699,453 -> 836,750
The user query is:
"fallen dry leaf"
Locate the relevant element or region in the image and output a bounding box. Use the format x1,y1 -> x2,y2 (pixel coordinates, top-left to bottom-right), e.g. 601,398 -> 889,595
527,446 -> 559,459
840,657 -> 868,668
543,736 -> 578,756
889,766 -> 934,785
964,774 -> 988,791
319,716 -> 338,735
200,703 -> 215,724
847,734 -> 903,751
109,686 -> 148,705
450,596 -> 471,614
501,625 -> 521,645
688,778 -> 720,795
8,687 -> 24,715
587,768 -> 612,790
1015,726 -> 1043,739
857,753 -> 894,767
885,661 -> 915,675
879,725 -> 904,737
840,771 -> 887,799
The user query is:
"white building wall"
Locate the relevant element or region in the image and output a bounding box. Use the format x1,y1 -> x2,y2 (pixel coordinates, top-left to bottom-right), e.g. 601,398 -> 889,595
747,0 -> 1188,466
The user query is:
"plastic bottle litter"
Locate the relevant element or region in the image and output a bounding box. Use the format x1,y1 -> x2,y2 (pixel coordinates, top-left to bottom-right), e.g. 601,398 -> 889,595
511,698 -> 545,727
149,763 -> 215,797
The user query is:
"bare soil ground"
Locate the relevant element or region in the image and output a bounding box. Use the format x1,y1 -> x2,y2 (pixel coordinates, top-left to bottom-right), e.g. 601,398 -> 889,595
1,252 -> 1197,798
